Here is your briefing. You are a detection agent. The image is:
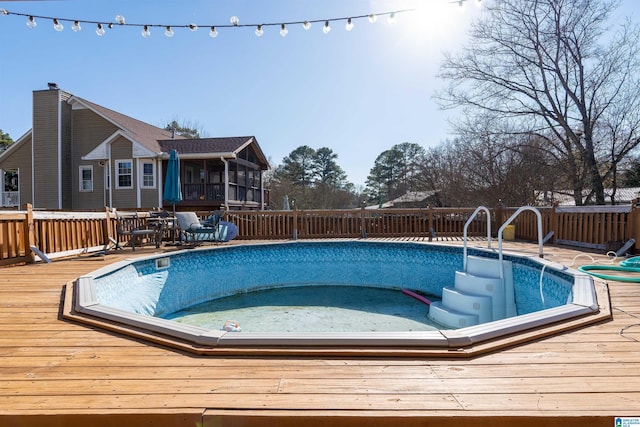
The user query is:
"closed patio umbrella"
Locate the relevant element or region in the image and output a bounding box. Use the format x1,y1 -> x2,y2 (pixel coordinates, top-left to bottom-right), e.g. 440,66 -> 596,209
163,149 -> 182,212
163,149 -> 182,244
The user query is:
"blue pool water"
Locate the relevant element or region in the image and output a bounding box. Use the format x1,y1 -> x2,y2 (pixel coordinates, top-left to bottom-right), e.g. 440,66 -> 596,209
93,241 -> 574,332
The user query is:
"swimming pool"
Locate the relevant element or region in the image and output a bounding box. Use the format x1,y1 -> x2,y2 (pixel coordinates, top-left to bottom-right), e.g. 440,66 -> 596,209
71,240 -> 599,354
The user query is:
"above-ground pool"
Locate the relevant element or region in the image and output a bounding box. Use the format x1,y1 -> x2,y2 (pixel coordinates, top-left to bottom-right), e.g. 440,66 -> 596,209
69,240 -> 601,356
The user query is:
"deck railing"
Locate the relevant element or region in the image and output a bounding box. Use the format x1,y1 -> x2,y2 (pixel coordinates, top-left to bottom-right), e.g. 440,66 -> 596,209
1,203 -> 640,266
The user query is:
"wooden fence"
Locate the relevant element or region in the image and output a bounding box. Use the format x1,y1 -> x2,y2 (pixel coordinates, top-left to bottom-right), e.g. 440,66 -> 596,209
224,207 -> 490,240
1,203 -> 639,267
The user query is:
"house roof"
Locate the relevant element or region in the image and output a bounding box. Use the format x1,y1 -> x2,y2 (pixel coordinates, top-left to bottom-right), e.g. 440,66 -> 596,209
67,95 -> 269,167
159,137 -> 270,168
535,187 -> 640,205
365,190 -> 436,209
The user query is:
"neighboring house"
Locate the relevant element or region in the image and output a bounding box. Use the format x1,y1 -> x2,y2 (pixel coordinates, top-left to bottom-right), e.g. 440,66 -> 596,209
535,188 -> 640,206
365,191 -> 438,209
0,84 -> 270,211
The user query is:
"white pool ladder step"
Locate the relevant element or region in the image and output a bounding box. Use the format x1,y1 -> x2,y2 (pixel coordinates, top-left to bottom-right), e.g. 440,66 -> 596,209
441,286 -> 493,323
454,271 -> 506,321
427,301 -> 479,329
428,256 -> 515,328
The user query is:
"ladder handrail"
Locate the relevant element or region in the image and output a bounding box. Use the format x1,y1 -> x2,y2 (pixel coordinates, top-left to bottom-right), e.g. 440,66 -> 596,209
497,206 -> 544,279
463,206 -> 492,272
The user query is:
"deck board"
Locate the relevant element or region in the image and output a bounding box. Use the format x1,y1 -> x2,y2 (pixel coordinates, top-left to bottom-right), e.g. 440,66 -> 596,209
0,241 -> 638,426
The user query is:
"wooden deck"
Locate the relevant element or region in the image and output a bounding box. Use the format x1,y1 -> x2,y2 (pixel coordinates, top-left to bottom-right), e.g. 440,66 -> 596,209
1,240 -> 639,426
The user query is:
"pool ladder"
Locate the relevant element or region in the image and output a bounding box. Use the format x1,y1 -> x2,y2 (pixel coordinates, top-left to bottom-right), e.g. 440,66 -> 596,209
428,206 -> 544,329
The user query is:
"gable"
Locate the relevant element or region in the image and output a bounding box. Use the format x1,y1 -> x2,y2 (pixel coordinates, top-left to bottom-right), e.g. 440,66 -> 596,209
82,130 -> 159,160
0,130 -> 32,165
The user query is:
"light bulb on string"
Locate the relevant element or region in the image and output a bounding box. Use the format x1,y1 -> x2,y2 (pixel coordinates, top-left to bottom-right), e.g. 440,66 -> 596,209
141,25 -> 151,38
279,23 -> 288,37
72,20 -> 81,32
26,16 -> 37,28
387,12 -> 395,24
323,21 -> 331,34
255,25 -> 263,37
115,15 -> 125,25
209,26 -> 218,37
230,16 -> 239,26
1,9 -> 9,16
108,23 -> 113,29
302,20 -> 311,30
96,23 -> 105,36
53,19 -> 64,32
165,26 -> 174,37
368,14 -> 377,23
345,18 -> 354,31
189,24 -> 198,32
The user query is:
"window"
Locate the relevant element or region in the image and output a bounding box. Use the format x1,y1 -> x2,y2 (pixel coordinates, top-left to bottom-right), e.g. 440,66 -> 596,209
79,165 -> 93,192
115,160 -> 133,189
141,161 -> 155,188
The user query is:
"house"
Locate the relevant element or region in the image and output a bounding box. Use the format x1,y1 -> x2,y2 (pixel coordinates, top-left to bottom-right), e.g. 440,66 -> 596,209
0,84 -> 270,211
365,190 -> 438,209
535,187 -> 640,206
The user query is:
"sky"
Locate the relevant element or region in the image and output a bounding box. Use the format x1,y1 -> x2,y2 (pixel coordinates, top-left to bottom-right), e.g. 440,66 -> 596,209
0,0 -> 638,187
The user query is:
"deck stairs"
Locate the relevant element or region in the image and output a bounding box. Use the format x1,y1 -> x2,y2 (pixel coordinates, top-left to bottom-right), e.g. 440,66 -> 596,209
428,206 -> 544,329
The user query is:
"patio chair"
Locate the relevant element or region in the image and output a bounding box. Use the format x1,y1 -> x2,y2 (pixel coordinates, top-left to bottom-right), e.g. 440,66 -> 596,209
115,212 -> 161,251
174,212 -> 222,245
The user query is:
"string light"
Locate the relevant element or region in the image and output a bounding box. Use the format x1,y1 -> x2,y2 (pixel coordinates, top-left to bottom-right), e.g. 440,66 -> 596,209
323,20 -> 331,34
387,12 -> 395,24
279,23 -> 288,37
53,18 -> 63,32
345,18 -> 354,31
1,8 -> 420,39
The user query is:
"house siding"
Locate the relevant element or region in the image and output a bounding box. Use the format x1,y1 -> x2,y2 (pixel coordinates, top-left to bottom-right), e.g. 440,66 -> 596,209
0,136 -> 33,206
32,90 -> 61,209
60,91 -> 73,209
141,188 -> 158,209
71,109 -> 120,210
140,159 -> 160,209
111,138 -> 137,208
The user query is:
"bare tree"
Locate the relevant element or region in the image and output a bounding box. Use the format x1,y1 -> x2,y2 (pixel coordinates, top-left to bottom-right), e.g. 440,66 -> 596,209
437,0 -> 640,205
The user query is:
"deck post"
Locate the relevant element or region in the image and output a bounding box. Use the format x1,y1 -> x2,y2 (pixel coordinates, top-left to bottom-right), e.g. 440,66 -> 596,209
103,207 -> 112,247
629,199 -> 640,250
549,202 -> 558,244
361,205 -> 367,238
25,203 -> 36,264
495,201 -> 505,236
292,207 -> 298,240
427,205 -> 433,241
